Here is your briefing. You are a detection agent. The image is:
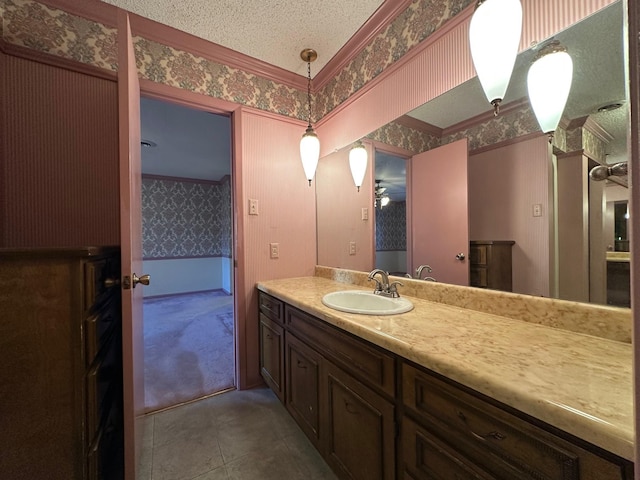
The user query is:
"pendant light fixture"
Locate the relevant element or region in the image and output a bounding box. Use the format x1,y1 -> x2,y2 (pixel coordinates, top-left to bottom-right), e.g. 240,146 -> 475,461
527,41 -> 573,137
349,140 -> 368,191
300,48 -> 320,186
469,0 -> 523,116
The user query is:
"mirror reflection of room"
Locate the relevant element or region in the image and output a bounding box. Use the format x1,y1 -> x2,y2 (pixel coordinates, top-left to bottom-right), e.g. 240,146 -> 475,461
317,0 -> 629,308
373,152 -> 407,276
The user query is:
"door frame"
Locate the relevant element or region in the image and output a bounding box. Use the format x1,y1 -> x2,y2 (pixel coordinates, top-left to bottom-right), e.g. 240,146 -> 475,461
138,79 -> 249,388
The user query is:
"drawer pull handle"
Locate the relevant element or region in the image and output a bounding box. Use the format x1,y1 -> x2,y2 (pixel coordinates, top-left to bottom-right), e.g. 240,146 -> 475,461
297,360 -> 307,369
457,410 -> 506,442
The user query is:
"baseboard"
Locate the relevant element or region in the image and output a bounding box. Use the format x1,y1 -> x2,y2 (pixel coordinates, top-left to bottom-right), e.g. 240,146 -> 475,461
144,288 -> 231,300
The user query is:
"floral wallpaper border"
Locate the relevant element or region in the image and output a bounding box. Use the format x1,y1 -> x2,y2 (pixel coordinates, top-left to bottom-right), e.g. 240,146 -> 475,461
1,0 -> 475,122
1,0 -> 609,161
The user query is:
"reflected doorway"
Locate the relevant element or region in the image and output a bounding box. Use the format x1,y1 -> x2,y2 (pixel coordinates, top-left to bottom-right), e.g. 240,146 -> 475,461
374,151 -> 407,275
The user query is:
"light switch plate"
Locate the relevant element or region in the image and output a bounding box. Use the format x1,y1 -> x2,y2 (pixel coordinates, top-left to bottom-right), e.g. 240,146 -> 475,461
270,243 -> 279,259
249,199 -> 259,215
532,203 -> 542,217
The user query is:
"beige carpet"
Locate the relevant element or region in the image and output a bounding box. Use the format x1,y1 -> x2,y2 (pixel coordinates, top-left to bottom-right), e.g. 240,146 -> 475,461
143,291 -> 235,413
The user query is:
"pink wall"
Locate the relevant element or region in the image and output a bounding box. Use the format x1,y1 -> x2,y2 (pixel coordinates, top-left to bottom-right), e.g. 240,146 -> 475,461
316,142 -> 375,271
468,136 -> 552,297
317,0 -> 616,157
239,108 -> 317,387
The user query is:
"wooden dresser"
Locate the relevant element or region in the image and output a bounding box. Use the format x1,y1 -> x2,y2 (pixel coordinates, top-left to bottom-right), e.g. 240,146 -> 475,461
469,240 -> 515,292
0,247 -> 123,479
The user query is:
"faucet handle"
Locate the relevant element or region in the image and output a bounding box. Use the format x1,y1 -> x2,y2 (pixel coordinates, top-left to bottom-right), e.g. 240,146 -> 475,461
368,277 -> 384,292
388,281 -> 403,298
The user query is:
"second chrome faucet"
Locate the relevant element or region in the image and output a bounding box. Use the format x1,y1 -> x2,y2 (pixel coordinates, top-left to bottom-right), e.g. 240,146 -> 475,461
368,269 -> 403,298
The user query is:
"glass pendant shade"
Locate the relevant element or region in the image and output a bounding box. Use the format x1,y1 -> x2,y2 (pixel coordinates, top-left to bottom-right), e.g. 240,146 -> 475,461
300,126 -> 320,185
349,142 -> 368,191
527,44 -> 573,134
469,0 -> 523,114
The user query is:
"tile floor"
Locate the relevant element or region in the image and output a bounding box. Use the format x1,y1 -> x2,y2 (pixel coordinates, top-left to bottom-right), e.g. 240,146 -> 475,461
138,386 -> 338,480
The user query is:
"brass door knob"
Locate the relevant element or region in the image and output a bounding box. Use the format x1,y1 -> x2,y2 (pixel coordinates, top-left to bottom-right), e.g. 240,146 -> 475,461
132,273 -> 150,288
455,253 -> 466,261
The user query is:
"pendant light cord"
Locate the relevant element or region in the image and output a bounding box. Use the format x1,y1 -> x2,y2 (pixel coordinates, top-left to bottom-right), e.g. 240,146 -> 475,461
306,58 -> 312,128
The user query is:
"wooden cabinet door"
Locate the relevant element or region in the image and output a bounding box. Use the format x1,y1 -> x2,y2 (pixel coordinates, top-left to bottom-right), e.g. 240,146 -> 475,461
323,360 -> 395,480
401,415 -> 499,480
259,313 -> 284,402
285,333 -> 322,447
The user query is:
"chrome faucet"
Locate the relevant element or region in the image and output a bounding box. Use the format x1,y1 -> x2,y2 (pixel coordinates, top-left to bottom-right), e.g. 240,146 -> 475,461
367,269 -> 389,293
368,269 -> 403,298
415,264 -> 432,279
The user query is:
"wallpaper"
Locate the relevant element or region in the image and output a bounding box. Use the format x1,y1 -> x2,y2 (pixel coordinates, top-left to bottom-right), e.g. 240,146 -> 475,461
317,0 -> 475,118
1,0 -> 475,122
368,120 -> 440,154
443,103 -> 540,151
2,0 -> 600,160
1,0 -> 118,71
376,201 -> 407,251
142,176 -> 232,259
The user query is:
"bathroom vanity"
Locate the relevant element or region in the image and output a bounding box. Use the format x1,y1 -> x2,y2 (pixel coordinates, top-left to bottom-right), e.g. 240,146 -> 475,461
257,269 -> 633,480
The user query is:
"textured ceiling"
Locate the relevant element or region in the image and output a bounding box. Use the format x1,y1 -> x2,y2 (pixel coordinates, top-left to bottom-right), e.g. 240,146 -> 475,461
100,0 -> 385,76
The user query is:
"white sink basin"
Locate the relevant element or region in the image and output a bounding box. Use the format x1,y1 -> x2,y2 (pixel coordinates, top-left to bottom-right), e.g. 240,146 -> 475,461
322,290 -> 413,315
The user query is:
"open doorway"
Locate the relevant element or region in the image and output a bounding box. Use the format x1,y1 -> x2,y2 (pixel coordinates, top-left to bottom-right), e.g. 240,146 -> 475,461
139,97 -> 234,412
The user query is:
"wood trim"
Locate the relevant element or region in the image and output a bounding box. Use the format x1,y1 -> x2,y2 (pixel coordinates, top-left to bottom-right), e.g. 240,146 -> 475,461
141,173 -> 231,185
468,131 -> 546,157
626,0 -> 640,467
371,140 -> 413,158
0,49 -> 5,245
37,0 -> 118,27
231,108 -> 247,389
143,288 -> 230,300
394,115 -> 443,137
314,0 -> 414,90
128,12 -> 307,91
0,40 -> 117,81
143,255 -> 232,261
442,97 -> 532,137
140,79 -> 239,115
316,3 -> 476,129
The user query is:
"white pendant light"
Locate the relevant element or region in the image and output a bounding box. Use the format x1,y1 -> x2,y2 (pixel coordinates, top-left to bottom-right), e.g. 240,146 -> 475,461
527,41 -> 573,136
300,49 -> 320,186
349,140 -> 368,191
469,0 -> 523,115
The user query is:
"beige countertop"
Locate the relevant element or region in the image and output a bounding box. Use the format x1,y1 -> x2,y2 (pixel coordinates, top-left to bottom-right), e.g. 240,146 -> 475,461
257,275 -> 634,462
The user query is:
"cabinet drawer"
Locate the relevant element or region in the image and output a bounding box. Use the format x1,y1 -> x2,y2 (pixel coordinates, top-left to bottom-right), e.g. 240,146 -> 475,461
259,292 -> 284,324
402,363 -> 630,480
84,258 -> 119,311
286,306 -> 395,397
402,415 -> 499,480
470,267 -> 488,288
84,299 -> 118,367
469,245 -> 488,266
285,333 -> 322,446
259,313 -> 285,401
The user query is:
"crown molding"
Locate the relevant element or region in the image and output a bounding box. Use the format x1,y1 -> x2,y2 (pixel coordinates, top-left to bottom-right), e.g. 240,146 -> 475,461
394,115 -> 443,136
314,0 -> 414,91
442,97 -> 531,137
34,0 -> 308,90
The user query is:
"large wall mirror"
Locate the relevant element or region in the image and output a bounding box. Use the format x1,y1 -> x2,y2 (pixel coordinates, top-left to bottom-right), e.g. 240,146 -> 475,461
316,1 -> 630,308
